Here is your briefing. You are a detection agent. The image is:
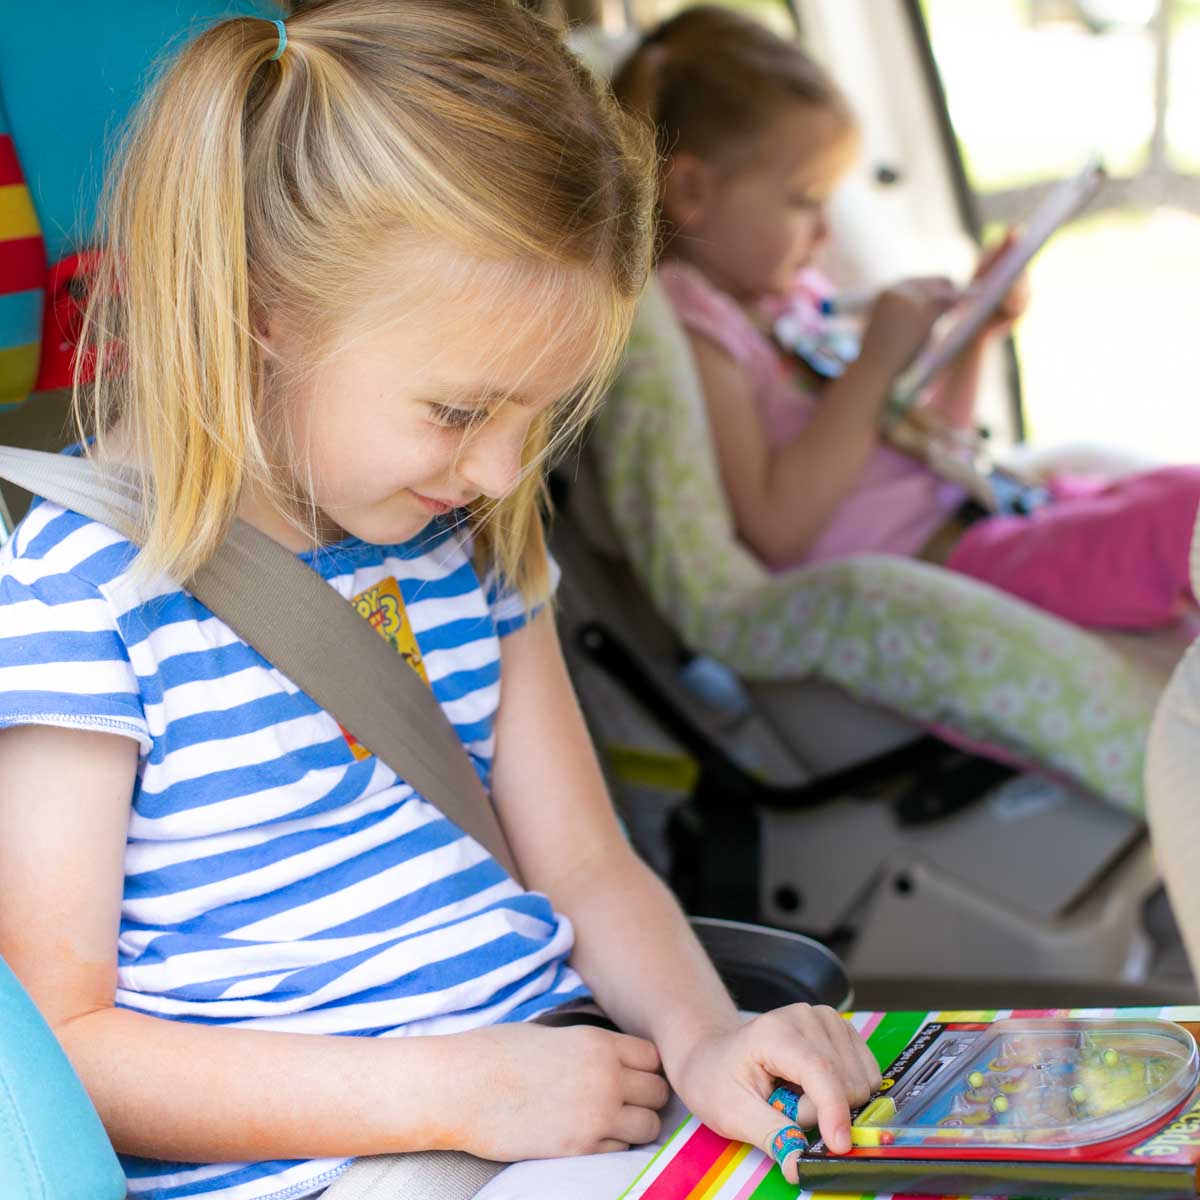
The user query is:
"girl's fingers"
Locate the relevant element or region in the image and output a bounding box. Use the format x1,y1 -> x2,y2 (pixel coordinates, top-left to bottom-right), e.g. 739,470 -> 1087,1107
797,1006 -> 881,1104
767,1123 -> 811,1186
758,1028 -> 853,1153
711,1080 -> 815,1184
818,1014 -> 870,1103
934,282 -> 961,307
918,276 -> 959,305
758,1011 -> 881,1169
1003,274 -> 1031,318
623,1067 -> 672,1111
595,1139 -> 633,1154
757,1005 -> 882,1150
614,1033 -> 663,1073
775,1088 -> 819,1130
853,1025 -> 884,1093
821,1010 -> 881,1103
613,1103 -> 663,1147
974,230 -> 1018,278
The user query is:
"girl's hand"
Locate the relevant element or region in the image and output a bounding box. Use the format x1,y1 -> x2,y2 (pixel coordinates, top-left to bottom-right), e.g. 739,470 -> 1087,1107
666,1006 -> 881,1185
457,1022 -> 670,1161
971,230 -> 1031,337
858,277 -> 958,383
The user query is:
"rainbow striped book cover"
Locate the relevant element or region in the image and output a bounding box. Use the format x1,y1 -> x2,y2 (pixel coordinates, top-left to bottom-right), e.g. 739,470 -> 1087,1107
618,1005 -> 1200,1200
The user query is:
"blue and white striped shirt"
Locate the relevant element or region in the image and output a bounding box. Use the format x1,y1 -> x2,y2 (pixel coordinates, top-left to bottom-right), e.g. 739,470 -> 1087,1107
0,500 -> 586,1200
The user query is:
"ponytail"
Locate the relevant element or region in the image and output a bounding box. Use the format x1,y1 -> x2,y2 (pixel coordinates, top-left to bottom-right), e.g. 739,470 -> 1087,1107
79,18 -> 287,581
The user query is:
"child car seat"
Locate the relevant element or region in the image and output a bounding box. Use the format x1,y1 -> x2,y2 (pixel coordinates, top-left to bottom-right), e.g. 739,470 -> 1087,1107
0,0 -> 286,526
0,955 -> 126,1200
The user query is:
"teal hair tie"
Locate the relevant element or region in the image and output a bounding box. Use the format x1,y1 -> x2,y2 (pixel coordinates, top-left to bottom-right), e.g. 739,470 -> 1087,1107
267,17 -> 287,61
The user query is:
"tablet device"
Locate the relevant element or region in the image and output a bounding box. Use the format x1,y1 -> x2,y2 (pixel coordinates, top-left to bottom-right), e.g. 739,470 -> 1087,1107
890,157 -> 1107,413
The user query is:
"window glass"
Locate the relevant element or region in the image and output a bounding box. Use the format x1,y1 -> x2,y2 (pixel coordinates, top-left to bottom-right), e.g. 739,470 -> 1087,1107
921,0 -> 1200,460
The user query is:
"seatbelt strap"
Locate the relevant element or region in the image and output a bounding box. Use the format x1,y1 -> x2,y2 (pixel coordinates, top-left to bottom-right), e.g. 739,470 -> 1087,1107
319,1150 -> 505,1200
0,447 -> 521,880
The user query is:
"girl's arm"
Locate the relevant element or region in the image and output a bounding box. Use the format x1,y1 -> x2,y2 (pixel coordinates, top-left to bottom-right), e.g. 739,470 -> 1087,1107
491,613 -> 881,1172
695,334 -> 890,566
698,279 -> 956,567
925,232 -> 1030,430
924,334 -> 990,430
0,724 -> 664,1164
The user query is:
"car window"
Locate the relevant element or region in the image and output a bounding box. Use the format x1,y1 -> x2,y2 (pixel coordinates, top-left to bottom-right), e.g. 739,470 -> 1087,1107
920,0 -> 1200,461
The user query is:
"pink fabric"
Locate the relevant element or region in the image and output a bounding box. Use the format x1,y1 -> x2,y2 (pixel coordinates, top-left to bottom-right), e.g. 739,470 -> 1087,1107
657,261 -> 962,567
947,466 -> 1200,629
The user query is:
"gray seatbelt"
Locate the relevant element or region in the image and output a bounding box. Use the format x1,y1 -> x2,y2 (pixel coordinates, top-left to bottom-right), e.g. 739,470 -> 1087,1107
0,446 -> 520,880
318,1150 -> 505,1200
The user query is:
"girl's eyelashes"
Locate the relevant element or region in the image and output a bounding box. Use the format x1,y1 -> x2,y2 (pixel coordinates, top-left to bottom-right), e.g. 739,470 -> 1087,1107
428,403 -> 483,430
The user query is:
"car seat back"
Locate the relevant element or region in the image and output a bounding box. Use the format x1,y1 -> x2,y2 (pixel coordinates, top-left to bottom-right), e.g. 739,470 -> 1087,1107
0,954 -> 125,1199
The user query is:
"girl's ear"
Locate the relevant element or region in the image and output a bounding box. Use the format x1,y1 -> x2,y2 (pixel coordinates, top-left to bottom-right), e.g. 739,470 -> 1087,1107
257,308 -> 293,359
661,151 -> 714,232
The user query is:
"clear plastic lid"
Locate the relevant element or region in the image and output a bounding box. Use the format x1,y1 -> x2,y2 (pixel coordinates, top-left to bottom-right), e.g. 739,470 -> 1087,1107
851,1018 -> 1199,1151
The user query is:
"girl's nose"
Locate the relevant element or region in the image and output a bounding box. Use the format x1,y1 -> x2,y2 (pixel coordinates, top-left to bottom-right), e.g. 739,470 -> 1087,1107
459,424 -> 525,500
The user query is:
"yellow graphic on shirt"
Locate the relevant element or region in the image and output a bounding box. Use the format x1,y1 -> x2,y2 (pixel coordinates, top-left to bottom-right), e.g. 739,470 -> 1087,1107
341,576 -> 428,761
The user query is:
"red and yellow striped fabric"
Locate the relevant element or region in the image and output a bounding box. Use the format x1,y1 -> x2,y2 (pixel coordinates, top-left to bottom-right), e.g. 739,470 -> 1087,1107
0,121 -> 46,410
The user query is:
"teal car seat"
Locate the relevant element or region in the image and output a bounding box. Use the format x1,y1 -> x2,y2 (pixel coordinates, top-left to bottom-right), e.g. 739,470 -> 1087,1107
0,955 -> 125,1200
0,0 -> 282,410
0,4 -> 280,1194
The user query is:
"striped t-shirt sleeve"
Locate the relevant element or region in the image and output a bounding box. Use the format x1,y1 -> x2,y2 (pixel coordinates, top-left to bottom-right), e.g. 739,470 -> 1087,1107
486,551 -> 561,639
0,556 -> 149,752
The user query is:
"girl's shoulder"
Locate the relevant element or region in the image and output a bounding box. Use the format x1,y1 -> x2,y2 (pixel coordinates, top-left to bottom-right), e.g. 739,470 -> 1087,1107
0,502 -> 155,752
1,502 -> 513,631
1,500 -> 536,661
1,499 -> 144,603
656,260 -> 767,367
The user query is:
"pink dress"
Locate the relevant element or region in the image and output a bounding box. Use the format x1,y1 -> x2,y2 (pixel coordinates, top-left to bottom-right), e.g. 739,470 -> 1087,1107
658,260 -> 1200,630
657,260 -> 963,566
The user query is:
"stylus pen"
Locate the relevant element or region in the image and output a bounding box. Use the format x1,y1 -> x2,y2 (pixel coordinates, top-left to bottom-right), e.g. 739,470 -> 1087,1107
819,289 -> 876,317
823,282 -> 974,318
